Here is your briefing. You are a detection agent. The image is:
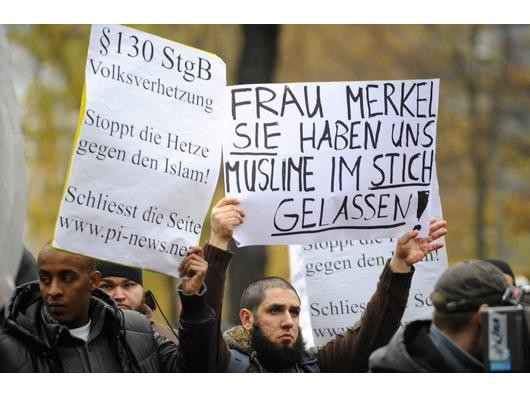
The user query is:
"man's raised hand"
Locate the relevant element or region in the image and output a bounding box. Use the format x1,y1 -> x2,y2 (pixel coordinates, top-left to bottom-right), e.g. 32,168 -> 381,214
179,247 -> 207,294
389,218 -> 448,273
209,197 -> 245,250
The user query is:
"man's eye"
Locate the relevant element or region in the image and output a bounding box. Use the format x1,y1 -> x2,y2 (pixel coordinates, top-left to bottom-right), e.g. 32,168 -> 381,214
63,273 -> 75,282
270,307 -> 280,314
99,284 -> 111,290
124,282 -> 134,289
39,275 -> 50,284
290,310 -> 300,318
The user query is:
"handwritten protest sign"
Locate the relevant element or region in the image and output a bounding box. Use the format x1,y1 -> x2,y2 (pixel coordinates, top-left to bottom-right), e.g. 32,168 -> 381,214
224,79 -> 439,246
289,176 -> 447,347
53,25 -> 226,276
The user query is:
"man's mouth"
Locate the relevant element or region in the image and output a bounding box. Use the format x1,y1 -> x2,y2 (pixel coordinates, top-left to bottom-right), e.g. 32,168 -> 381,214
47,303 -> 66,314
280,334 -> 294,342
117,304 -> 130,310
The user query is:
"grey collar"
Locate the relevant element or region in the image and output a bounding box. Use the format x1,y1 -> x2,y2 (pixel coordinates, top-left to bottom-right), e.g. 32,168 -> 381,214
429,322 -> 484,372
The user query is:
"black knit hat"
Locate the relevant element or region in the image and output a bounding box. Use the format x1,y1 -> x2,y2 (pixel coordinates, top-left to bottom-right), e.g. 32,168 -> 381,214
95,260 -> 143,286
431,260 -> 509,313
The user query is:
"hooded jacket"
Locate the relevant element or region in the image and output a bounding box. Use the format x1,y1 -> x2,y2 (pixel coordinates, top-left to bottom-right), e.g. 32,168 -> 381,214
369,319 -> 486,372
369,319 -> 453,372
0,281 -> 215,372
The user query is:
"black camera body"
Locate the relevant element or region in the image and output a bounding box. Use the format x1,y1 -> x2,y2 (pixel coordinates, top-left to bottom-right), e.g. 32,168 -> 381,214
481,286 -> 530,372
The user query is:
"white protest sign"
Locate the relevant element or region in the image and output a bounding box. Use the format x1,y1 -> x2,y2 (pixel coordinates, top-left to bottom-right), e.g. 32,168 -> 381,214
288,246 -> 316,347
53,25 -> 226,277
224,79 -> 439,246
289,176 -> 447,347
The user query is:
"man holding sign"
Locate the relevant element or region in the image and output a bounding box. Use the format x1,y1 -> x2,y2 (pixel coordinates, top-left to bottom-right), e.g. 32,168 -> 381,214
205,197 -> 447,372
0,244 -> 214,372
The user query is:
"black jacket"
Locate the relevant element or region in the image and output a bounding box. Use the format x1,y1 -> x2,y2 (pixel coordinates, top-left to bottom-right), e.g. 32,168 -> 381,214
368,319 -> 453,372
0,281 -> 215,372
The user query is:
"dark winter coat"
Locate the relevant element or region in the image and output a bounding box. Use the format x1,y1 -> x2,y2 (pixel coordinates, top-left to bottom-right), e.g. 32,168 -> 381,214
123,242 -> 232,356
369,319 -> 452,372
140,302 -> 179,345
0,281 -> 215,372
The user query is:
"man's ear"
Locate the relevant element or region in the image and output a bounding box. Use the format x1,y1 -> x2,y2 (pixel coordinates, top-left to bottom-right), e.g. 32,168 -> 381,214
475,304 -> 490,325
89,270 -> 102,291
240,308 -> 254,332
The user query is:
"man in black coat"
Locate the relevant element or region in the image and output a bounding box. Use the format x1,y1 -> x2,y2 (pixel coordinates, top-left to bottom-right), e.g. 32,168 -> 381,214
0,243 -> 215,372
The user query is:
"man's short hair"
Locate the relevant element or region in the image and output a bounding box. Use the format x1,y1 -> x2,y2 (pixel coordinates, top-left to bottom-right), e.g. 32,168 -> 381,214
240,277 -> 300,313
39,241 -> 96,272
433,310 -> 476,332
431,260 -> 509,331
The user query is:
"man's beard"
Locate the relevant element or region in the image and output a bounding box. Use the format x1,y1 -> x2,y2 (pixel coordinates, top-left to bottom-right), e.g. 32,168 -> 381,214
250,323 -> 306,371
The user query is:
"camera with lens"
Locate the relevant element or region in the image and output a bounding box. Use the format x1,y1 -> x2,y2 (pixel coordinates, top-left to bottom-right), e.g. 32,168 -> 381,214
481,285 -> 530,372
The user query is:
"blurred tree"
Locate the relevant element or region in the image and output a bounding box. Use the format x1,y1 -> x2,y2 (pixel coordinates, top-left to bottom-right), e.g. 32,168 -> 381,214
8,25 -> 89,253
451,25 -> 530,261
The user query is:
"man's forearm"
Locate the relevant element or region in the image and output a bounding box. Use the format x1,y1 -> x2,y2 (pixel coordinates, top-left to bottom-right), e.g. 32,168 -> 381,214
203,243 -> 233,371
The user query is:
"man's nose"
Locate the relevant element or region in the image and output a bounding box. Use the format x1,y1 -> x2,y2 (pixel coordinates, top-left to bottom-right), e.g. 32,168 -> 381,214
48,279 -> 63,298
281,311 -> 294,328
111,287 -> 126,300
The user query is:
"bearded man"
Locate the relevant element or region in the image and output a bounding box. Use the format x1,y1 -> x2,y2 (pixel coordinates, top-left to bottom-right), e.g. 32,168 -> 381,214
204,197 -> 448,372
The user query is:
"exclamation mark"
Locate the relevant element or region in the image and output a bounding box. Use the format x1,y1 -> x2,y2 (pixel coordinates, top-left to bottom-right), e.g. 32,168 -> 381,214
414,190 -> 430,231
204,169 -> 210,184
